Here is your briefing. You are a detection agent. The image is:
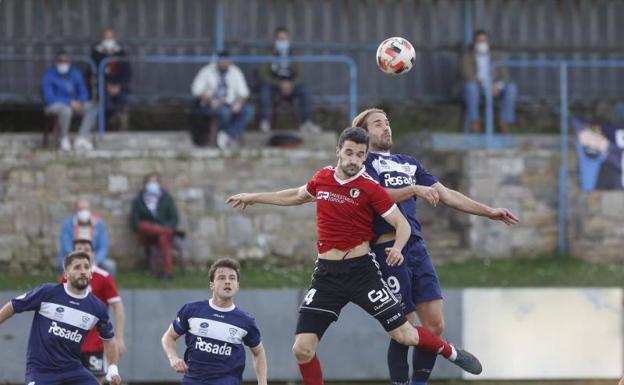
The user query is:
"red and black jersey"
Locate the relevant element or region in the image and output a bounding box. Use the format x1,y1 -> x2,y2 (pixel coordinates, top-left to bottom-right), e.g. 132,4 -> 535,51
305,166 -> 397,253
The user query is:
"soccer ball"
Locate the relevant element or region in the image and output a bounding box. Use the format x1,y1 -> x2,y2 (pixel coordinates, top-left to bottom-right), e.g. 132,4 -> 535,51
376,37 -> 416,75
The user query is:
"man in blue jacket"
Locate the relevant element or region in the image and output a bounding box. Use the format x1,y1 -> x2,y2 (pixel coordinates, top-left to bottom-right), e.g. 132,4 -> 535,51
42,51 -> 98,151
59,198 -> 116,276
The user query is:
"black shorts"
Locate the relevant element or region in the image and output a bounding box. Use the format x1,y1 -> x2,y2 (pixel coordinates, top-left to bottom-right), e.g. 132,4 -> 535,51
296,253 -> 406,338
80,351 -> 106,376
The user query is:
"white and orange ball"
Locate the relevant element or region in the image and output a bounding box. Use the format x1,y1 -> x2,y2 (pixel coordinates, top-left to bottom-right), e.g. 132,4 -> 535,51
376,37 -> 416,75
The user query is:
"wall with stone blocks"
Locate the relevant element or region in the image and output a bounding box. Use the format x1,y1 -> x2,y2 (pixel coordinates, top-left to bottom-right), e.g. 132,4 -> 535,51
0,133 -> 621,272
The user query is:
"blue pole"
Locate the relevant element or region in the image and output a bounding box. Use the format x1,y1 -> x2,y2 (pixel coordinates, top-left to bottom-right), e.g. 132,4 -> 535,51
348,59 -> 357,121
463,0 -> 473,47
215,0 -> 224,52
558,62 -> 568,256
484,79 -> 494,146
97,57 -> 109,136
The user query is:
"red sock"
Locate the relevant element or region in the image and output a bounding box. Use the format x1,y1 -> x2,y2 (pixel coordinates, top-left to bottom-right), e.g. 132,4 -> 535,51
415,326 -> 453,358
298,354 -> 324,385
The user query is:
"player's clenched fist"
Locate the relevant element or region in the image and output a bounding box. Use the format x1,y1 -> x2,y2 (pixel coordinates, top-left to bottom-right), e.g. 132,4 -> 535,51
169,356 -> 189,373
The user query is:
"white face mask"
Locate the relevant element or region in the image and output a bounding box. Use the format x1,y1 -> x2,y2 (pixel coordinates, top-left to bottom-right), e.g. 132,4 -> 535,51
102,39 -> 117,51
275,40 -> 290,52
56,63 -> 70,74
77,209 -> 91,223
145,182 -> 161,195
475,42 -> 489,54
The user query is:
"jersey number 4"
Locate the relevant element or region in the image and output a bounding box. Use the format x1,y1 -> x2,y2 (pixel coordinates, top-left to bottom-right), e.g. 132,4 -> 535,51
304,289 -> 317,305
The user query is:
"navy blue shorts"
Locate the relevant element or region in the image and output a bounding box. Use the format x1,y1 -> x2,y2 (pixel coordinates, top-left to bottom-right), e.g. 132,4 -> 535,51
25,367 -> 99,385
372,236 -> 442,315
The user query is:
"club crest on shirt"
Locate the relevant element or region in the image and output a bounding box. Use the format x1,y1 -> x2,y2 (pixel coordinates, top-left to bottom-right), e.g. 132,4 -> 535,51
227,328 -> 239,343
349,188 -> 360,198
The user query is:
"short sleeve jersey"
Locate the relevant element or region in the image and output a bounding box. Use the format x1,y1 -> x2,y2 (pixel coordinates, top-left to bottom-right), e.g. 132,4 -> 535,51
60,266 -> 121,352
172,299 -> 261,385
364,152 -> 438,238
305,166 -> 397,253
11,283 -> 114,373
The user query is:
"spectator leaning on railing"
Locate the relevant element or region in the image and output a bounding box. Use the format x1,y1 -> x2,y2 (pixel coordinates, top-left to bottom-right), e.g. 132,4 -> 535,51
41,50 -> 98,151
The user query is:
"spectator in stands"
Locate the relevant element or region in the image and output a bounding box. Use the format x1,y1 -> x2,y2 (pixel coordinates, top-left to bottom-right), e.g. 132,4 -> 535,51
461,30 -> 517,133
89,28 -> 132,131
257,27 -> 321,134
42,50 -> 98,151
130,172 -> 180,279
191,50 -> 254,149
59,198 -> 116,276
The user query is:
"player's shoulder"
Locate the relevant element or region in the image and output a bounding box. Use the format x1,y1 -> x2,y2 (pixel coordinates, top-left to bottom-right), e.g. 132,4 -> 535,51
316,165 -> 335,176
232,306 -> 257,325
357,171 -> 382,187
181,299 -> 210,314
92,266 -> 110,278
86,292 -> 109,313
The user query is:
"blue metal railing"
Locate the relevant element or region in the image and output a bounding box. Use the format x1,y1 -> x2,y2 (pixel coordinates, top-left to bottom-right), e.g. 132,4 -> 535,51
488,59 -> 624,256
97,54 -> 358,135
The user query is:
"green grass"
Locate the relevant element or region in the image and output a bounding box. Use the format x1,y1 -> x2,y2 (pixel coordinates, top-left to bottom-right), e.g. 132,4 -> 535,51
1,256 -> 623,291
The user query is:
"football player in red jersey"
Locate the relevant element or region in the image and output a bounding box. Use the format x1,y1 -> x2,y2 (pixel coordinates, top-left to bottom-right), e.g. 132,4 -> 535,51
60,239 -> 126,384
227,127 -> 482,385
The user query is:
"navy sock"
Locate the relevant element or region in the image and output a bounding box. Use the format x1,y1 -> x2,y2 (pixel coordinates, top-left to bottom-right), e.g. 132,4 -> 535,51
388,338 -> 410,384
411,344 -> 437,383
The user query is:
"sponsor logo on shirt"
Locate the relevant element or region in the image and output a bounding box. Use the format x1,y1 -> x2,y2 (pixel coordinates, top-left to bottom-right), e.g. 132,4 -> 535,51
316,191 -> 357,205
56,307 -> 65,313
48,321 -> 82,343
195,337 -> 232,355
383,173 -> 413,187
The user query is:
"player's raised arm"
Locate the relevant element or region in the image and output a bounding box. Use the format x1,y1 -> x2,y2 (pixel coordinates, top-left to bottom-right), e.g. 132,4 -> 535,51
381,208 -> 410,267
249,342 -> 268,385
161,324 -> 188,374
227,185 -> 314,209
432,182 -> 519,225
0,302 -> 15,324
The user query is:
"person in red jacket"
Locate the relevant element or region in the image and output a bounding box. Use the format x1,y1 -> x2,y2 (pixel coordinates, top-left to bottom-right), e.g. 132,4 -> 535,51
60,239 -> 126,384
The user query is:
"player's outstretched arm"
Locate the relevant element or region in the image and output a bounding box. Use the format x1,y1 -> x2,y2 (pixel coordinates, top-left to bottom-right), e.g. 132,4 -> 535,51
161,325 -> 188,374
0,302 -> 15,325
382,209 -> 410,266
227,185 -> 314,209
385,185 -> 440,207
250,342 -> 268,385
433,182 -> 519,225
103,338 -> 122,385
110,301 -> 126,356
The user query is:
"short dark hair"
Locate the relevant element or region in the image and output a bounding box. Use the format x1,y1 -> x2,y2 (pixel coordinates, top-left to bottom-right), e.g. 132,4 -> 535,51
274,26 -> 289,36
63,251 -> 91,270
337,127 -> 369,149
72,239 -> 93,251
473,29 -> 488,40
143,172 -> 161,184
209,257 -> 240,282
216,50 -> 230,58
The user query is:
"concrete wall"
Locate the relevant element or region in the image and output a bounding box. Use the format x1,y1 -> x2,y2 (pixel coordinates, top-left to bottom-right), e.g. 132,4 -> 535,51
0,288 -> 620,383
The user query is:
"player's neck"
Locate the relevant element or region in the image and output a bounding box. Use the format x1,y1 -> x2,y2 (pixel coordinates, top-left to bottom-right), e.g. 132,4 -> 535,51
66,283 -> 88,297
211,296 -> 234,309
369,146 -> 390,154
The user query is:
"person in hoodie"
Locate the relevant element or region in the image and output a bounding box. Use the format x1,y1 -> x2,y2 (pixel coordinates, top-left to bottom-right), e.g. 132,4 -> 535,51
89,28 -> 132,131
42,50 -> 98,151
130,172 -> 180,279
59,198 -> 115,276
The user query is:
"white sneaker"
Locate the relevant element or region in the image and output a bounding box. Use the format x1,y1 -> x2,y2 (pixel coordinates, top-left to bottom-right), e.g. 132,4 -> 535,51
74,137 -> 94,150
60,137 -> 72,151
217,131 -> 230,149
259,119 -> 271,133
299,121 -> 322,134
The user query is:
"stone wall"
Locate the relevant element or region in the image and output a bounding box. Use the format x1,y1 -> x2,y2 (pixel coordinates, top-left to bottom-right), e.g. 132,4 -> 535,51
0,132 -> 621,273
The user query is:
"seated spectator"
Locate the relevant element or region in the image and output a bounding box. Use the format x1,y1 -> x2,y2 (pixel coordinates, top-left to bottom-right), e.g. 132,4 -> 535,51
461,30 -> 517,133
42,50 -> 98,151
191,50 -> 254,149
59,198 -> 116,276
89,28 -> 132,131
130,172 -> 179,279
257,27 -> 320,134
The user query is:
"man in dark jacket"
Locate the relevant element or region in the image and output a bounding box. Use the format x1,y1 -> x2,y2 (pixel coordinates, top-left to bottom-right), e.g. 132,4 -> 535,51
461,30 -> 517,133
130,172 -> 179,279
42,50 -> 98,151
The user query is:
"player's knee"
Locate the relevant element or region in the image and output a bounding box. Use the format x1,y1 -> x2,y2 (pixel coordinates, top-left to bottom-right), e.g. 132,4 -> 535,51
423,319 -> 444,336
292,341 -> 315,363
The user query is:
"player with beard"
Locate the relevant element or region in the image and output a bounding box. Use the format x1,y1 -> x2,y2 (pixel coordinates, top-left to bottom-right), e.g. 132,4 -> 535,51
161,257 -> 267,385
0,251 -> 122,385
352,108 -> 518,385
227,127 -> 482,385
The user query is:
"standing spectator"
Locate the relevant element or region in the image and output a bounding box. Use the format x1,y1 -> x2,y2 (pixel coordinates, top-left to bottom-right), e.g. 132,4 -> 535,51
89,28 -> 132,131
461,30 -> 517,133
257,27 -> 320,134
191,50 -> 254,149
42,50 -> 98,150
59,198 -> 116,276
130,172 -> 179,279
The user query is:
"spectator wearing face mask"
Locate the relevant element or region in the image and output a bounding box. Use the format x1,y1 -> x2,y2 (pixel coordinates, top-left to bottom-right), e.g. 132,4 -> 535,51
257,27 -> 320,134
89,28 -> 132,131
41,50 -> 99,151
130,172 -> 180,279
58,198 -> 115,275
190,50 -> 254,149
461,29 -> 517,133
